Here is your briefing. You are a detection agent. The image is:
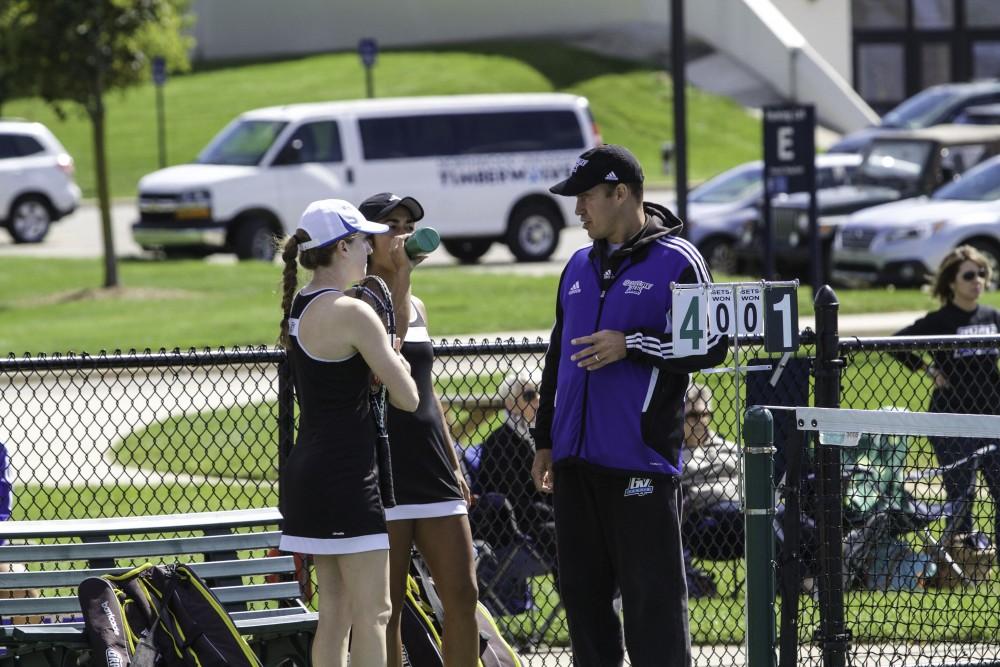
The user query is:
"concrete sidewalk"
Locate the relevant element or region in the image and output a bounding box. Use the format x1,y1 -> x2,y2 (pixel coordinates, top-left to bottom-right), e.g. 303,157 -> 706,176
450,311 -> 924,342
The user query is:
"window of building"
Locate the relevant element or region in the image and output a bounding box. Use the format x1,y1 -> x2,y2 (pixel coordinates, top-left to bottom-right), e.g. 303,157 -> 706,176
966,0 -> 1000,28
913,0 -> 953,29
921,42 -> 952,88
857,43 -> 906,103
853,0 -> 907,29
973,41 -> 1000,79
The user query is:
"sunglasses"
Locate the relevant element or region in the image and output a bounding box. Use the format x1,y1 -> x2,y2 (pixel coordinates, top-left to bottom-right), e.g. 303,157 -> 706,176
521,388 -> 538,402
960,268 -> 988,282
685,410 -> 713,421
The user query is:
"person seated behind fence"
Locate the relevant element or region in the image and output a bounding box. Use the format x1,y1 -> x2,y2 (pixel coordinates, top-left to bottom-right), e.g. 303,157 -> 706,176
680,383 -> 744,565
476,372 -> 558,579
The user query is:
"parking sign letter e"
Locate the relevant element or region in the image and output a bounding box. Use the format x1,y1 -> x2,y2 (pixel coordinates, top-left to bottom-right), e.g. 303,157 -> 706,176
778,126 -> 794,161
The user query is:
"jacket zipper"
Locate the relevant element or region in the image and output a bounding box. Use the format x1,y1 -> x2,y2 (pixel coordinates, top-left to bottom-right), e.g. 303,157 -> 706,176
575,255 -> 633,458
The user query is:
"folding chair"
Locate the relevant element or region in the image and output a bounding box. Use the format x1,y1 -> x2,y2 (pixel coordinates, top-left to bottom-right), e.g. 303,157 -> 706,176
457,444 -> 562,649
841,430 -> 996,589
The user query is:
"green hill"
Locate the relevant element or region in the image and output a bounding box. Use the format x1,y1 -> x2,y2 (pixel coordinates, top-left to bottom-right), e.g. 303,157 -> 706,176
3,40 -> 761,198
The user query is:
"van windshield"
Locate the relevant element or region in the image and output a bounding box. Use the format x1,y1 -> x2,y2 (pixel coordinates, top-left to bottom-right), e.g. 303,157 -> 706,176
197,120 -> 288,166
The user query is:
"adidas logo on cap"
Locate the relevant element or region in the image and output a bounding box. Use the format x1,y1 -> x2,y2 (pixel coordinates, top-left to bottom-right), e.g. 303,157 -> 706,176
605,171 -> 619,181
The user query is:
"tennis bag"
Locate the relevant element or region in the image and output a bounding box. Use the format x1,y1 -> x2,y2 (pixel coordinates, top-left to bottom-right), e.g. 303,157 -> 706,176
78,562 -> 261,667
404,559 -> 523,667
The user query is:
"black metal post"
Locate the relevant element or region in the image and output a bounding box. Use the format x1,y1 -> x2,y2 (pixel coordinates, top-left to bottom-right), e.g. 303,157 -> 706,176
762,182 -> 774,280
365,67 -> 374,99
671,0 -> 688,230
812,285 -> 848,667
155,84 -> 166,169
808,188 -> 820,297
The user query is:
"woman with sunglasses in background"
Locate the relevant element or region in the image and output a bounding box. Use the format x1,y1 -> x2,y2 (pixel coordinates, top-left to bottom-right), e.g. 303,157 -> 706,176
357,192 -> 480,667
892,245 -> 1000,556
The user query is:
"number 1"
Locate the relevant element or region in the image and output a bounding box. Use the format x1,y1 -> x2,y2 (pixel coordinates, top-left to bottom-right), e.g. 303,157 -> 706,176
772,293 -> 791,348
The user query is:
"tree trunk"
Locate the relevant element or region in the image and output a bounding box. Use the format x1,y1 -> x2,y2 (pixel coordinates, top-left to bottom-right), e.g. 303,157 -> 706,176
90,104 -> 118,288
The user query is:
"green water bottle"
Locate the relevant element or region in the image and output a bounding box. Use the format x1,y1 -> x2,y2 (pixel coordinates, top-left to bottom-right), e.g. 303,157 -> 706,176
404,227 -> 440,258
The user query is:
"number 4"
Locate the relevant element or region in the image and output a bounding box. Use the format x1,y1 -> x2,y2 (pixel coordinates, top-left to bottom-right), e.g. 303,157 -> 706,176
680,297 -> 704,346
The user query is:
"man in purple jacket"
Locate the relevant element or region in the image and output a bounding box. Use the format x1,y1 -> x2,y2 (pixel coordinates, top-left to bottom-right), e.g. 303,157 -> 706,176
531,144 -> 728,667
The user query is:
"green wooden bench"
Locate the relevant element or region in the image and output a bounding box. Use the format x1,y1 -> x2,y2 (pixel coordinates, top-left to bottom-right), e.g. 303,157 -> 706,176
0,508 -> 315,667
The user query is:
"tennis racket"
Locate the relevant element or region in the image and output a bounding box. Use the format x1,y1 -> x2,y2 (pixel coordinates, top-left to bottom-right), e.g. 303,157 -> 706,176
352,274 -> 397,508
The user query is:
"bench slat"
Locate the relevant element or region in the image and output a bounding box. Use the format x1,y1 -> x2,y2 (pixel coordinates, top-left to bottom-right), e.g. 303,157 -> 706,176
0,610 -> 317,647
0,532 -> 281,563
0,557 -> 296,589
0,509 -> 282,541
0,581 -> 305,616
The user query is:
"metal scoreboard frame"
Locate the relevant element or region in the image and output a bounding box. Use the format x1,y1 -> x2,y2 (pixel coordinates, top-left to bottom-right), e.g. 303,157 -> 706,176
670,279 -> 800,466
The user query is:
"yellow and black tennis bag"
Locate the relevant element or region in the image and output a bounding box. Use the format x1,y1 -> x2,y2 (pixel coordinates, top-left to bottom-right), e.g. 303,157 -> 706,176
404,559 -> 523,667
78,563 -> 261,667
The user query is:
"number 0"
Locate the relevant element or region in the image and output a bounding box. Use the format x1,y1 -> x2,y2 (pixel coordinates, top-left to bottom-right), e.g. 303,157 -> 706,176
743,303 -> 758,331
715,303 -> 730,333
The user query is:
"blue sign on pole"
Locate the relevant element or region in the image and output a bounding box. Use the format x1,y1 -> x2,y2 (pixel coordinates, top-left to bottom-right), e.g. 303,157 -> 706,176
152,56 -> 167,86
358,38 -> 378,68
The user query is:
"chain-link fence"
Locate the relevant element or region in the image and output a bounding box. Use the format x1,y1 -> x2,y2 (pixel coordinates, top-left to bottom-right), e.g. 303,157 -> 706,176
2,329 -> 999,667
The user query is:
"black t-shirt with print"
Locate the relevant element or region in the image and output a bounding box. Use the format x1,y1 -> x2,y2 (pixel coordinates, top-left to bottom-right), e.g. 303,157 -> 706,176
893,303 -> 1000,414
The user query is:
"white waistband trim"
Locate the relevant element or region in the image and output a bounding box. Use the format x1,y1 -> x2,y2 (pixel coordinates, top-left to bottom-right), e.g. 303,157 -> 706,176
385,500 -> 468,521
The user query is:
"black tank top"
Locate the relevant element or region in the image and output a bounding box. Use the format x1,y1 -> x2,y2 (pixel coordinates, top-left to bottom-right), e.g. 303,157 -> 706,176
288,288 -> 373,449
387,302 -> 463,504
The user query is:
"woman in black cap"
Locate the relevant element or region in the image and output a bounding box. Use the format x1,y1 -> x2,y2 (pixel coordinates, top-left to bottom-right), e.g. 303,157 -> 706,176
277,198 -> 419,667
359,192 -> 480,667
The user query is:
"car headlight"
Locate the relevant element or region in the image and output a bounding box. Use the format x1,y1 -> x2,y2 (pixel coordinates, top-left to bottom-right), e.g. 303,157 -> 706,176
885,220 -> 946,242
176,190 -> 213,220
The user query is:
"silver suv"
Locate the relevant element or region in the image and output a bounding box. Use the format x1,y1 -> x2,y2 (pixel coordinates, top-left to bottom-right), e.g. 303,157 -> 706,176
0,120 -> 81,243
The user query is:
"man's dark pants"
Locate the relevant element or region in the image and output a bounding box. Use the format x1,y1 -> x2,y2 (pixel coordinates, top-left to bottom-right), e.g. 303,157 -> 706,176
553,465 -> 690,667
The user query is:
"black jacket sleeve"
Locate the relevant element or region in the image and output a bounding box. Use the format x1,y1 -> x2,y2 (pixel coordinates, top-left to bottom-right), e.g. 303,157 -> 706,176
889,310 -> 939,372
622,264 -> 729,372
531,268 -> 567,451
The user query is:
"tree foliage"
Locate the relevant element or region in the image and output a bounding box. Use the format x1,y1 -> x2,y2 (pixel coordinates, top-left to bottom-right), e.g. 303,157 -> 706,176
16,0 -> 192,117
7,0 -> 193,287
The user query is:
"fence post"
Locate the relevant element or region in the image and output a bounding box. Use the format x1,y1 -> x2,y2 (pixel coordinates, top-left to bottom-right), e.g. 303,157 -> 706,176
277,354 -> 295,508
744,406 -> 776,667
813,285 -> 849,667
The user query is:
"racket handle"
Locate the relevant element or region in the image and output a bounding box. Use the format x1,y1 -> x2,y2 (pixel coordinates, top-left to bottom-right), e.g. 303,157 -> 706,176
376,432 -> 396,508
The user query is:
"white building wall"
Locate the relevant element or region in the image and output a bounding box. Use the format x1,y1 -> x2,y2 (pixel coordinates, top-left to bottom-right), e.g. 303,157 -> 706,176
770,0 -> 852,81
189,0 -> 874,131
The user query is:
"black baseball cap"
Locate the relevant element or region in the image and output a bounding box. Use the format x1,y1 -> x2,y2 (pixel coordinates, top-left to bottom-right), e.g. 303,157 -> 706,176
549,144 -> 644,196
358,192 -> 425,222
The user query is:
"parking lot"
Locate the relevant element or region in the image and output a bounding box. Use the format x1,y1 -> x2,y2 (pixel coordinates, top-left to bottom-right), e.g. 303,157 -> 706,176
0,190 -> 673,271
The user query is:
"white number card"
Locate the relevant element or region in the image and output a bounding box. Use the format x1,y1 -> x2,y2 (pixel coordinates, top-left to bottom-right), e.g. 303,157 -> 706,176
737,285 -> 764,336
671,287 -> 707,357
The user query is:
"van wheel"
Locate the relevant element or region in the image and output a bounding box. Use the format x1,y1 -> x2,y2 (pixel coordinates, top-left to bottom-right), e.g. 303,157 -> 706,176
506,203 -> 559,262
235,219 -> 278,261
8,195 -> 53,244
442,238 -> 492,264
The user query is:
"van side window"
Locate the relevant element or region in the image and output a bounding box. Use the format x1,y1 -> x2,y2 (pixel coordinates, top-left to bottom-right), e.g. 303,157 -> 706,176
360,110 -> 585,160
274,121 -> 343,165
0,135 -> 16,159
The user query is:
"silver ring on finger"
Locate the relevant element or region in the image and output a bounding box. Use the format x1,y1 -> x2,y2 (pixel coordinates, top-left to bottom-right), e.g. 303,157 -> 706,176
595,354 -> 600,362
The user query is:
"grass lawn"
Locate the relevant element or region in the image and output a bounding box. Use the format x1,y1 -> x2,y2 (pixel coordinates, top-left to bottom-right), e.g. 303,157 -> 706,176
4,257 -> 1000,355
2,40 -> 760,199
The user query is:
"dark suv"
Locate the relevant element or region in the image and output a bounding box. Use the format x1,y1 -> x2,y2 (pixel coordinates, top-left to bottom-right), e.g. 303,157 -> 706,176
741,125 -> 1000,281
830,80 -> 1000,154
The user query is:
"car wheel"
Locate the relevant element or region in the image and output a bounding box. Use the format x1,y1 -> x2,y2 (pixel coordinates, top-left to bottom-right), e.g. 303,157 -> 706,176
506,203 -> 560,262
700,237 -> 738,275
968,239 -> 1000,290
7,195 -> 52,244
442,238 -> 492,264
234,219 -> 278,261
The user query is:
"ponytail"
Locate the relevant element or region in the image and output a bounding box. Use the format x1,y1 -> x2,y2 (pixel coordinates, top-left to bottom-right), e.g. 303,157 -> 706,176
278,232 -> 305,348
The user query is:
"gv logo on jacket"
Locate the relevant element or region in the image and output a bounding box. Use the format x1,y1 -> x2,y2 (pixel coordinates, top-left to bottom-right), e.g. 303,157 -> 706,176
624,477 -> 654,497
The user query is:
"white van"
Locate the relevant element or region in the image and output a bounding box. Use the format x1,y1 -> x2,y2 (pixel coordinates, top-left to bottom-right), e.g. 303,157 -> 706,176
132,93 -> 600,262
